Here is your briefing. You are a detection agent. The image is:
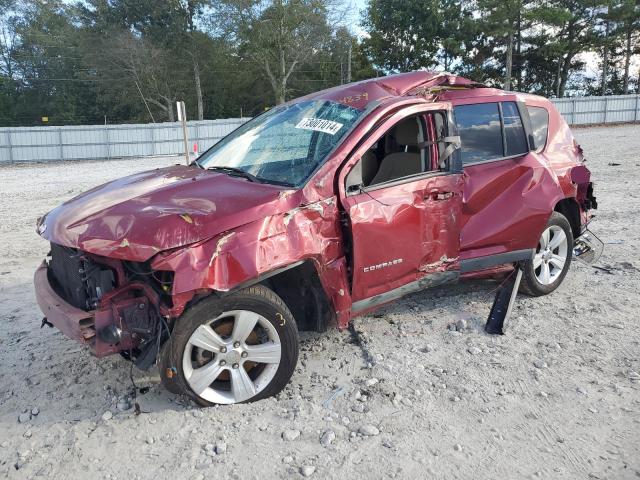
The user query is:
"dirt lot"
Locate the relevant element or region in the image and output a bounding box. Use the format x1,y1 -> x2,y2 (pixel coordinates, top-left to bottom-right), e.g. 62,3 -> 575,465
0,124 -> 639,480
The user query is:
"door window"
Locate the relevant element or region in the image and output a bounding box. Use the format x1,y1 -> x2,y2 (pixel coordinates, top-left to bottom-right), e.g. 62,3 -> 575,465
350,111 -> 450,189
502,102 -> 529,156
527,106 -> 549,150
454,103 -> 503,164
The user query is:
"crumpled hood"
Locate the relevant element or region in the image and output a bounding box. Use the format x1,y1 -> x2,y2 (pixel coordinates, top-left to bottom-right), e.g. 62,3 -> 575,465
39,165 -> 297,261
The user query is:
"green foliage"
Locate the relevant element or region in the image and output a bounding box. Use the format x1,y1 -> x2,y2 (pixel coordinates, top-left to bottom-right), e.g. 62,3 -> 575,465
0,0 -> 372,125
1,0 -> 639,126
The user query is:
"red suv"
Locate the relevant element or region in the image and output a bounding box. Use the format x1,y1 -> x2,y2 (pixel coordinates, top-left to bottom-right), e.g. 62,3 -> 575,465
34,72 -> 598,406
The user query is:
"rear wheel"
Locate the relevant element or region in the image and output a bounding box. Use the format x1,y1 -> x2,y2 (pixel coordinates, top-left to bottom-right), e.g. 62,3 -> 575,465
520,212 -> 573,296
159,285 -> 298,406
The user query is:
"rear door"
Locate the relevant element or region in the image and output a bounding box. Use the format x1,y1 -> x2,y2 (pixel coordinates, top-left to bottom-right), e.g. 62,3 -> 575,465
453,100 -> 548,265
339,105 -> 463,312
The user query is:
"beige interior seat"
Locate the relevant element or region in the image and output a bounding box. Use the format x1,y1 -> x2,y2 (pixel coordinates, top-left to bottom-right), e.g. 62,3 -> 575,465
370,118 -> 422,185
360,150 -> 379,186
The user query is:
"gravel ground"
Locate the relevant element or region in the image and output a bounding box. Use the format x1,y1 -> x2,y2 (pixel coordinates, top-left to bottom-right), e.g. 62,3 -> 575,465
0,124 -> 639,480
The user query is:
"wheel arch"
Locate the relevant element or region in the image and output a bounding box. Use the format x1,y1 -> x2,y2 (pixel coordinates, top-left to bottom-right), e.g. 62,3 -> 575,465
223,259 -> 334,333
554,197 -> 581,239
257,260 -> 334,333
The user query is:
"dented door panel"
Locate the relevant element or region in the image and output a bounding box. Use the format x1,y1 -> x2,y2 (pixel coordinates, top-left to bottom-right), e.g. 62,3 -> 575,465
460,153 -> 564,260
343,173 -> 463,302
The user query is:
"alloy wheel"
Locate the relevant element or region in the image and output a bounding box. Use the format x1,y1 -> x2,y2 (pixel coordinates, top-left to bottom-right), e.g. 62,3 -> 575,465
533,225 -> 569,285
182,310 -> 281,404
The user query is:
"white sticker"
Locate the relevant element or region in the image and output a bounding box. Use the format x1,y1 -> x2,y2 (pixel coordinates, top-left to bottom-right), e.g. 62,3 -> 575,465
295,117 -> 344,135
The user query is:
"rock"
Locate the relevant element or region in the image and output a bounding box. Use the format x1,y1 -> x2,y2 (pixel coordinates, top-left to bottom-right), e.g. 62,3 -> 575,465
146,436 -> 154,445
422,344 -> 434,353
455,318 -> 467,331
467,347 -> 482,355
628,371 -> 640,380
453,444 -> 463,451
358,424 -> 379,436
215,442 -> 227,455
533,359 -> 548,369
364,378 -> 379,387
351,403 -> 365,413
18,413 -> 30,423
300,465 -> 316,477
101,410 -> 113,421
282,429 -> 301,441
31,407 -> 39,416
282,456 -> 293,464
117,399 -> 132,411
320,429 -> 336,447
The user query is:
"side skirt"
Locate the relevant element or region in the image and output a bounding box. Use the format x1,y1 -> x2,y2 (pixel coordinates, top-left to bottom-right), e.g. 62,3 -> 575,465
460,249 -> 533,273
350,249 -> 534,314
351,270 -> 459,313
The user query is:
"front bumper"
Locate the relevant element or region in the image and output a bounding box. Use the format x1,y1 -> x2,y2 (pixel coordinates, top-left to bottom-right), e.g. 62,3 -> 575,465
34,261 -> 96,343
34,261 -> 147,357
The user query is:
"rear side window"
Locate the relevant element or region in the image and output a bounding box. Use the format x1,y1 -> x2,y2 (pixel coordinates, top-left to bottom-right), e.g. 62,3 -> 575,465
454,103 -> 503,164
502,102 -> 528,156
527,106 -> 549,150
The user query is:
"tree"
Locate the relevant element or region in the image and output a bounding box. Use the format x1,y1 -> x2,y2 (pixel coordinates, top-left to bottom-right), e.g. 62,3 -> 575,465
218,0 -> 334,105
610,0 -> 640,93
362,0 -> 442,72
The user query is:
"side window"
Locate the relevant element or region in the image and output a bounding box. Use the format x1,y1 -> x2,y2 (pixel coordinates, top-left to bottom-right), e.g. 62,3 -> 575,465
502,102 -> 528,156
527,106 -> 549,150
454,103 -> 503,164
345,111 -> 453,191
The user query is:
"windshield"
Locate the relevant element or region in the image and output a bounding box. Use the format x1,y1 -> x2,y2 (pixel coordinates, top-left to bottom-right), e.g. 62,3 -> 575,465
196,100 -> 364,187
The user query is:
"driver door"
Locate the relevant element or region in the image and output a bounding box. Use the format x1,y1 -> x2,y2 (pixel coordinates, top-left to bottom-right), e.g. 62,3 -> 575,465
339,105 -> 463,312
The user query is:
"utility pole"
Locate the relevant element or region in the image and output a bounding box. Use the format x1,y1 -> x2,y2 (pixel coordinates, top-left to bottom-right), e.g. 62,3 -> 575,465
346,42 -> 352,84
176,101 -> 190,166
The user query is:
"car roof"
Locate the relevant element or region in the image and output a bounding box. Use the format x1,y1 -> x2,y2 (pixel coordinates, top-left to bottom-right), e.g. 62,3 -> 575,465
291,71 -> 549,110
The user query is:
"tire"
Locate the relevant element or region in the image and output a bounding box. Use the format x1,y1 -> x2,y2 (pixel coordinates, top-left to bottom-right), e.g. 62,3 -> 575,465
159,285 -> 299,406
519,211 -> 573,297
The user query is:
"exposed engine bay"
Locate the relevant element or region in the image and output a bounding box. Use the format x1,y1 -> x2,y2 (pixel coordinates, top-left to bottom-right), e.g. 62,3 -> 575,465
45,243 -> 172,369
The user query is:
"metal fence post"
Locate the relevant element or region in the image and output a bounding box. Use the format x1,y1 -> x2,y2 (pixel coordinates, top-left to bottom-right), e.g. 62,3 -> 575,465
195,122 -> 200,154
6,129 -> 13,164
105,125 -> 111,160
635,95 -> 639,122
149,126 -> 156,156
58,128 -> 64,161
571,98 -> 577,125
603,96 -> 609,124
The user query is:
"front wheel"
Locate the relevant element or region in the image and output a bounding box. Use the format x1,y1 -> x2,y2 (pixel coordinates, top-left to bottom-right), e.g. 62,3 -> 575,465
519,212 -> 573,297
159,285 -> 299,406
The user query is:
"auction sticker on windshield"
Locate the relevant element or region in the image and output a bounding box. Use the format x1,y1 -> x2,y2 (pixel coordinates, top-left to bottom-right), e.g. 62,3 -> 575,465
295,118 -> 344,135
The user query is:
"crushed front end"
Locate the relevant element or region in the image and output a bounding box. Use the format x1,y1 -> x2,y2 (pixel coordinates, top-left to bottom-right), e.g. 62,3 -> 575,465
35,243 -> 173,369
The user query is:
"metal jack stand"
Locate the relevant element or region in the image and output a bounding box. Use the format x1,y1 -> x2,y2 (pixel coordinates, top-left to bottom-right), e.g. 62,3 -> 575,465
485,267 -> 523,335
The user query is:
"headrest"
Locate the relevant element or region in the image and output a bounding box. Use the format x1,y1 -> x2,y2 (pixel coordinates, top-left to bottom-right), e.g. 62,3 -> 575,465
394,118 -> 420,146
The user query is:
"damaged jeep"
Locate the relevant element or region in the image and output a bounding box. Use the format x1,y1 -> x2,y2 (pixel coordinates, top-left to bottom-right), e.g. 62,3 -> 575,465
34,72 -> 599,406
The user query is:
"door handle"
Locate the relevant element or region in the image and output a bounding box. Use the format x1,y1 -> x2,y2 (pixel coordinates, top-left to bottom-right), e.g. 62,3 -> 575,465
426,191 -> 454,201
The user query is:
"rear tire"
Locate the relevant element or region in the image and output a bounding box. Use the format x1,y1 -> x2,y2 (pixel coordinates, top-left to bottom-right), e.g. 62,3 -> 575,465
519,212 -> 573,297
159,285 -> 298,406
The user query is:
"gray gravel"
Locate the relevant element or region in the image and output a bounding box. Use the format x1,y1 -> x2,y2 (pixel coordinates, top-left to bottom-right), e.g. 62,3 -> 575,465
0,124 -> 639,479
